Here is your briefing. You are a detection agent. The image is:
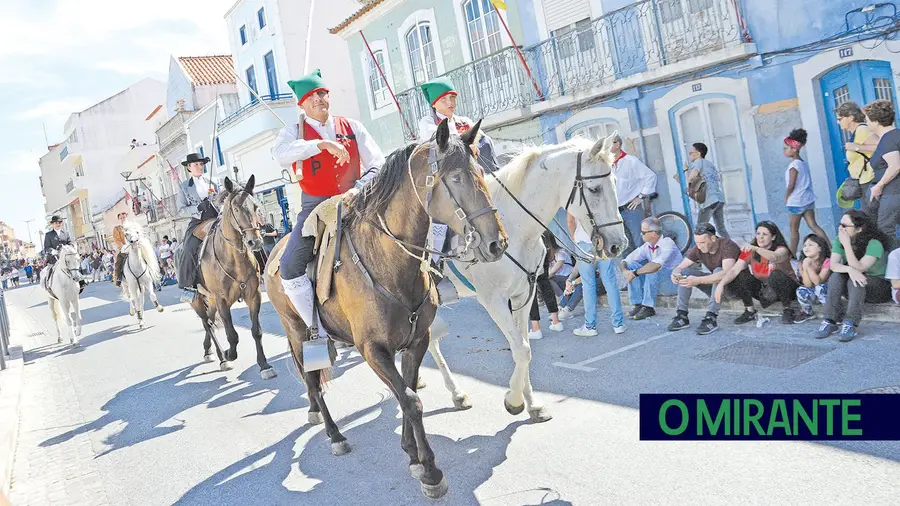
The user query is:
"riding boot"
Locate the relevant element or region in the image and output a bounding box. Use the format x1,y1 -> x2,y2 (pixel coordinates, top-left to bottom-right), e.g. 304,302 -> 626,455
281,274 -> 328,339
114,252 -> 127,287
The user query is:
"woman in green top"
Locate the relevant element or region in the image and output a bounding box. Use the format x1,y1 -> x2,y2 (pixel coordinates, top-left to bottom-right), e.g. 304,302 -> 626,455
816,210 -> 892,341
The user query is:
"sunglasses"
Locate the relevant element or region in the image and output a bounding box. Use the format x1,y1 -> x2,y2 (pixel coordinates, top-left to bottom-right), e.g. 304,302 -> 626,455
839,222 -> 855,228
640,230 -> 659,235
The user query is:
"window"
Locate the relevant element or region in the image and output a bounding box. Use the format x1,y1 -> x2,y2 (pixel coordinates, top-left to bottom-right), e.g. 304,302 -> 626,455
67,130 -> 78,144
406,23 -> 438,85
833,85 -> 853,144
59,145 -> 69,161
874,77 -> 895,103
74,163 -> 84,177
80,199 -> 90,225
239,25 -> 247,45
216,138 -> 224,167
553,18 -> 593,59
570,121 -> 619,140
246,65 -> 258,103
198,145 -> 205,160
257,8 -> 266,29
264,51 -> 278,97
367,50 -> 390,109
464,0 -> 503,61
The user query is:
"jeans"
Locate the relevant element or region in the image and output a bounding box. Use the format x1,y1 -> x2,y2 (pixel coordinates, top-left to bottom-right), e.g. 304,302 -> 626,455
824,272 -> 892,324
624,260 -> 677,308
577,241 -> 624,328
281,194 -> 328,280
620,207 -> 644,256
675,267 -> 722,316
796,284 -> 827,313
696,201 -> 729,239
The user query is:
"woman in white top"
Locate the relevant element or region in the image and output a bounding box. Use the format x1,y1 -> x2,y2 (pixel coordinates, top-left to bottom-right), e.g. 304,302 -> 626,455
783,128 -> 829,256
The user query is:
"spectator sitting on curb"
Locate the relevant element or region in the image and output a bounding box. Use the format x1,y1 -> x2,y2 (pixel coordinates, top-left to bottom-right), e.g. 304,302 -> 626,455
888,247 -> 900,304
667,223 -> 742,335
621,217 -> 683,320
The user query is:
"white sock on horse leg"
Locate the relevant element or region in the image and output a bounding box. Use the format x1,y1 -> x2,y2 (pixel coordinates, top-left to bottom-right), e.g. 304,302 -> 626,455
281,274 -> 328,338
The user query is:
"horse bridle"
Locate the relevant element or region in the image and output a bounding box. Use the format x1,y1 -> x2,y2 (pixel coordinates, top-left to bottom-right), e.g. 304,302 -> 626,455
220,190 -> 261,253
564,151 -> 624,238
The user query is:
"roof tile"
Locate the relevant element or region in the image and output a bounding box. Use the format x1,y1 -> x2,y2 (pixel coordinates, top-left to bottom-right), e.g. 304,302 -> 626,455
329,0 -> 385,34
177,55 -> 235,86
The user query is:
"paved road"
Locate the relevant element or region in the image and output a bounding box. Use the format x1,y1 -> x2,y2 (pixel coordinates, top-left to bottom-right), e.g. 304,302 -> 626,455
5,279 -> 900,505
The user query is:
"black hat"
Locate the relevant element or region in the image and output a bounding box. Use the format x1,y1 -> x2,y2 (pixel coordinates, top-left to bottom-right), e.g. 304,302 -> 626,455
49,215 -> 63,224
181,153 -> 210,166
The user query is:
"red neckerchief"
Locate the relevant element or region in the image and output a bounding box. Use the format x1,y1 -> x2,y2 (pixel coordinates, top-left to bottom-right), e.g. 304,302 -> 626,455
433,115 -> 471,134
613,150 -> 628,166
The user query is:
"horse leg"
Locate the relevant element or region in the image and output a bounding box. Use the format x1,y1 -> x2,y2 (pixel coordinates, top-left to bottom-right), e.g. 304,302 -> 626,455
245,291 -> 275,379
427,335 -> 471,410
49,298 -> 63,343
130,280 -> 144,329
149,279 -> 164,312
363,340 -> 447,499
216,300 -> 240,363
70,294 -> 82,344
193,299 -> 223,366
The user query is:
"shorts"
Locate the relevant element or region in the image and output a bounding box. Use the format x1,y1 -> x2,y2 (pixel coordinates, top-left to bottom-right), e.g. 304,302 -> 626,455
786,202 -> 815,216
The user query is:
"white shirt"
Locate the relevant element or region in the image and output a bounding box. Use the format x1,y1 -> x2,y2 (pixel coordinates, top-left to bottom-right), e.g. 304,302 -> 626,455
886,248 -> 900,303
554,250 -> 574,277
191,175 -> 216,197
273,115 -> 385,175
417,113 -> 474,141
785,159 -> 816,207
623,236 -> 683,270
612,154 -> 657,207
159,243 -> 171,259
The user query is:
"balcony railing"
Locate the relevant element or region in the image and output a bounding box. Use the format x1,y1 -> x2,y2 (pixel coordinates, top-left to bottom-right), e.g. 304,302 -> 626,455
217,93 -> 295,130
396,0 -> 745,140
156,112 -> 192,148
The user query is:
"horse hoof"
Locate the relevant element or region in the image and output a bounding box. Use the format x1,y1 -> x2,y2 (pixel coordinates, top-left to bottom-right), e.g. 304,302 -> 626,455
138,322 -> 145,330
57,337 -> 63,344
453,394 -> 472,410
421,476 -> 448,499
156,305 -> 164,312
260,367 -> 277,380
308,411 -> 324,425
129,308 -> 135,316
410,464 -> 425,479
528,406 -> 553,423
224,349 -> 237,362
416,377 -> 426,389
504,393 -> 525,416
220,361 -> 233,371
331,441 -> 351,456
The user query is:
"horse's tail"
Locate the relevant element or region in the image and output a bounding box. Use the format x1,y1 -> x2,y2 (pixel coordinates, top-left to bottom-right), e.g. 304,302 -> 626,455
137,237 -> 161,283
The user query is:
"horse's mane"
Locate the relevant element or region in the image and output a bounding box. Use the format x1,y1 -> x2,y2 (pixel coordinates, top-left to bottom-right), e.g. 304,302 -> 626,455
490,137 -> 597,200
349,142 -> 421,226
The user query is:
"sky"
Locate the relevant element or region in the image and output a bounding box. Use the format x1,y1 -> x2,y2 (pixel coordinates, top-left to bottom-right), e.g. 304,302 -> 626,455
0,0 -> 232,246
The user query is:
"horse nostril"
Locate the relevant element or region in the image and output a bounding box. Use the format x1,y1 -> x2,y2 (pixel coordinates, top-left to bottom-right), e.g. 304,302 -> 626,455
609,244 -> 620,256
488,240 -> 503,258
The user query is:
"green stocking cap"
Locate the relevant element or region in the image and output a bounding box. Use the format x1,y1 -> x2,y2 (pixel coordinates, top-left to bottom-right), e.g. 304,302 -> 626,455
288,69 -> 329,104
420,77 -> 457,106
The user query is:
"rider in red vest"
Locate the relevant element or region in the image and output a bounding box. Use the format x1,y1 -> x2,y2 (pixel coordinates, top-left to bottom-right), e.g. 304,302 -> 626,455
273,69 -> 385,336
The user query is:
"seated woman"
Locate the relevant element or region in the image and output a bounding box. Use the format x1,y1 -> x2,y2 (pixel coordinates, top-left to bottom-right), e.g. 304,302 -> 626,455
527,231 -> 567,340
815,210 -> 892,341
794,234 -> 832,322
715,221 -> 799,324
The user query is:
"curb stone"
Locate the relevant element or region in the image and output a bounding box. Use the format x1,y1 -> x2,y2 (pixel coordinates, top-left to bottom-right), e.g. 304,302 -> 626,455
0,304 -> 33,498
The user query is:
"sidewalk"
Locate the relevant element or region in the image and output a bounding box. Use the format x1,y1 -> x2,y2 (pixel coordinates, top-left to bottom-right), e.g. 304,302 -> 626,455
0,303 -> 28,498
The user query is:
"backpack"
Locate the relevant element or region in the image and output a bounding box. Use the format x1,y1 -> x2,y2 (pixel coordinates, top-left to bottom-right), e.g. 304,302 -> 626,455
686,168 -> 707,205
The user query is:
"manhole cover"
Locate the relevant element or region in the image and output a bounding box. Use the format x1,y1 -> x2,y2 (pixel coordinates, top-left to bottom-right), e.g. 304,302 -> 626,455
857,386 -> 900,394
696,340 -> 834,369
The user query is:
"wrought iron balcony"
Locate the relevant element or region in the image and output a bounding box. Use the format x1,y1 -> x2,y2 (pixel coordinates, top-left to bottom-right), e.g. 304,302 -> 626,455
396,0 -> 746,140
217,93 -> 295,130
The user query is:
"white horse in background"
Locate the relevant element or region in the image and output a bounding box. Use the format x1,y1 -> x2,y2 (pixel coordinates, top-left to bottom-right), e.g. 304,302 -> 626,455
428,133 -> 628,422
41,243 -> 83,345
121,222 -> 164,329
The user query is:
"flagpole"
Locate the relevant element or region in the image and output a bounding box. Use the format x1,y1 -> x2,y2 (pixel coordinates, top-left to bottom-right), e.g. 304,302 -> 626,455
360,31 -> 417,139
304,0 -> 316,74
491,2 -> 544,101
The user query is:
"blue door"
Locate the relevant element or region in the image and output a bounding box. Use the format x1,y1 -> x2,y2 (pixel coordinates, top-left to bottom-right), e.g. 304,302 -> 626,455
264,51 -> 278,98
246,65 -> 258,103
821,61 -> 898,202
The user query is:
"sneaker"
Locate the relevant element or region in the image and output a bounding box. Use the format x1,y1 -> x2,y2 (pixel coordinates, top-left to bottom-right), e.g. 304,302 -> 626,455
573,325 -> 598,337
781,308 -> 795,324
627,305 -> 644,318
696,315 -> 719,335
839,321 -> 858,342
793,309 -> 814,324
559,307 -> 575,321
814,320 -> 839,339
734,309 -> 758,325
528,329 -> 543,340
613,325 -> 626,334
633,306 -> 656,321
548,322 -> 564,332
668,313 -> 690,331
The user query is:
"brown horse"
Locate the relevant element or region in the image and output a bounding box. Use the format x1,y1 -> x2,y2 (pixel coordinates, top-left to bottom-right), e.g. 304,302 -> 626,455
265,120 -> 507,499
191,175 -> 276,380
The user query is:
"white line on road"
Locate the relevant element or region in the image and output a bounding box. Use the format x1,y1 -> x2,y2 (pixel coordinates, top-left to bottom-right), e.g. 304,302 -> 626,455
552,331 -> 677,372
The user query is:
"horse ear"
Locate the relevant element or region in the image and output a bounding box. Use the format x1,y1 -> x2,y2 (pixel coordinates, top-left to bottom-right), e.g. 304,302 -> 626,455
224,177 -> 234,193
590,131 -> 617,164
461,119 -> 482,149
244,174 -> 255,194
436,118 -> 451,152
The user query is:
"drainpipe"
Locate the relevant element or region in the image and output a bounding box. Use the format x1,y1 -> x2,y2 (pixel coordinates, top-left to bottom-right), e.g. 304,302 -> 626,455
622,88 -> 647,162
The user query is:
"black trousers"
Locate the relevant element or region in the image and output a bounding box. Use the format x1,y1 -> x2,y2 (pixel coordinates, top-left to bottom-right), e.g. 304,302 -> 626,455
728,269 -> 799,308
178,218 -> 204,289
529,255 -> 560,322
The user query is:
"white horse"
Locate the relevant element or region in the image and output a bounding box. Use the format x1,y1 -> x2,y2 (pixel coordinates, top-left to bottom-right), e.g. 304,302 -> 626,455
121,222 -> 164,329
428,133 -> 628,422
41,243 -> 83,345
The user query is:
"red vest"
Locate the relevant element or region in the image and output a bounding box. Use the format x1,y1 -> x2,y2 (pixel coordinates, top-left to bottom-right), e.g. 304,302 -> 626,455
292,117 -> 361,197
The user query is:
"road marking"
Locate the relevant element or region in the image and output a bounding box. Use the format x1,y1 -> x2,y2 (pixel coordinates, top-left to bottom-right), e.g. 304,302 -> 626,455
552,331 -> 677,372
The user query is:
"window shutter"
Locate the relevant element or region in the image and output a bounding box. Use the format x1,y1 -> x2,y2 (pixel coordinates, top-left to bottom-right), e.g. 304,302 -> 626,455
543,0 -> 592,32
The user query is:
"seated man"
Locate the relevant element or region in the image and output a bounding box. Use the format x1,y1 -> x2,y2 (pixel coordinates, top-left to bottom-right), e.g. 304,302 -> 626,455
667,223 -> 742,335
887,247 -> 900,304
621,217 -> 683,320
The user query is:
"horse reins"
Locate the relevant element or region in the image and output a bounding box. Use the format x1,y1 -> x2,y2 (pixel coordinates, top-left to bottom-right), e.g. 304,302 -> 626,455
207,190 -> 262,299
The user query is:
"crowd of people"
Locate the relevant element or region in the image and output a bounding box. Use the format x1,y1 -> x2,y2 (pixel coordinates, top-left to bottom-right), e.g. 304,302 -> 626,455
528,98 -> 900,343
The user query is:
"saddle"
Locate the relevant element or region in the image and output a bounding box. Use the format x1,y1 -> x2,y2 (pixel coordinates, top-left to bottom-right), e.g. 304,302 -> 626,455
192,219 -> 217,240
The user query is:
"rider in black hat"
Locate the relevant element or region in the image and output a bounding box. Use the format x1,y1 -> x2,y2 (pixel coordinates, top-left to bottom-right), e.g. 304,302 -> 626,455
43,215 -> 87,291
175,153 -> 219,295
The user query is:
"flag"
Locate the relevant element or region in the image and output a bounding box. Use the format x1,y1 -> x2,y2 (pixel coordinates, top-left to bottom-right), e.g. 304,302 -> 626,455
490,0 -> 506,10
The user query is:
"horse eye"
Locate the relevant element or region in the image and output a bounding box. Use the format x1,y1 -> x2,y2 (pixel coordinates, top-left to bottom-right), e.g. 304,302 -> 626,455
587,185 -> 601,194
451,173 -> 462,183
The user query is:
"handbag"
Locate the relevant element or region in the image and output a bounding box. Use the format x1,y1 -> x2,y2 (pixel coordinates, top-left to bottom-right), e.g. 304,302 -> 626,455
686,168 -> 708,204
839,152 -> 870,201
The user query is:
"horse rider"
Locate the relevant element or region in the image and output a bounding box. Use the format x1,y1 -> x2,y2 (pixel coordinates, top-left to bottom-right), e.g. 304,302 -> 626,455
416,77 -> 500,261
43,215 -> 87,291
273,68 -> 385,335
176,152 -> 219,295
112,211 -> 131,287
